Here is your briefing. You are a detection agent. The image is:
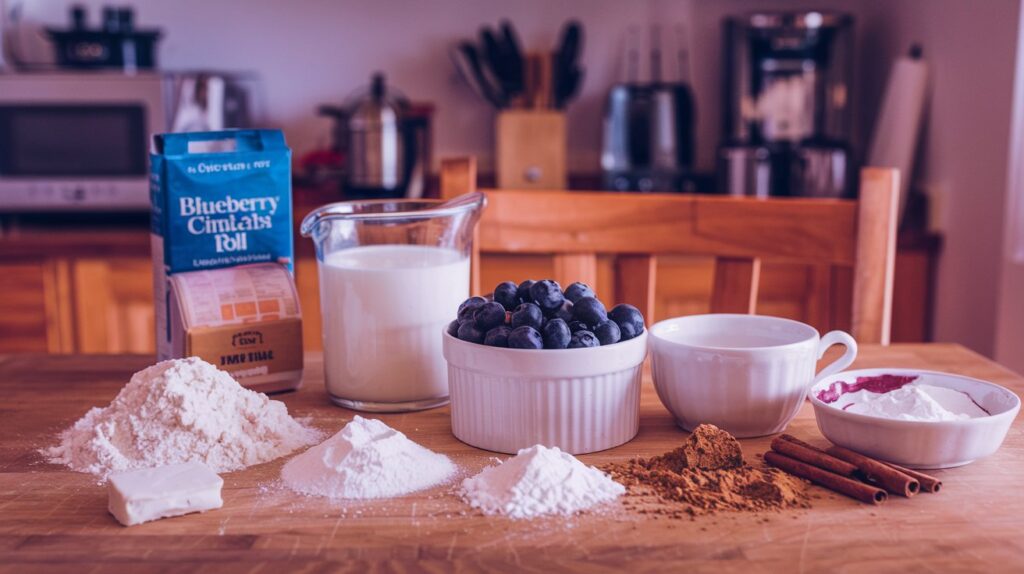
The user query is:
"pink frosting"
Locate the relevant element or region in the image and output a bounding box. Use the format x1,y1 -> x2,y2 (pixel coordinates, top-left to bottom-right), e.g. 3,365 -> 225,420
815,374 -> 919,404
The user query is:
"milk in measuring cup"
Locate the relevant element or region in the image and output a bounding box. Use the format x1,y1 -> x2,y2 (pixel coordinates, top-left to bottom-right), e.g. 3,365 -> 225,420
318,244 -> 470,405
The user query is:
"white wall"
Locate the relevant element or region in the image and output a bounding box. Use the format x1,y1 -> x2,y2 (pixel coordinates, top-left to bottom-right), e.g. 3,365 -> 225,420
11,0 -> 872,172
858,0 -> 1019,358
10,0 -> 1023,359
996,2 -> 1024,374
13,0 -> 679,171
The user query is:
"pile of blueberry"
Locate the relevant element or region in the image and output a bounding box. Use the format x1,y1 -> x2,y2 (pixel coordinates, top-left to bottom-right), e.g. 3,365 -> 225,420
447,279 -> 645,349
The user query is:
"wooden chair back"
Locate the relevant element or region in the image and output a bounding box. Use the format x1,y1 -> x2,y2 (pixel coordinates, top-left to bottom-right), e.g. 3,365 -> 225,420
440,158 -> 899,345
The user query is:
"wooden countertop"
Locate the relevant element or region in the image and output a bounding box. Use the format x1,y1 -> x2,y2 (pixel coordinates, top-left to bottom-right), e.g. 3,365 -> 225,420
2,344 -> 1021,571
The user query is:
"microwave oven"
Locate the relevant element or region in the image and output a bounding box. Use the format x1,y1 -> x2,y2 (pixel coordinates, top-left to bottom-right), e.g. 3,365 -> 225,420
0,73 -> 165,212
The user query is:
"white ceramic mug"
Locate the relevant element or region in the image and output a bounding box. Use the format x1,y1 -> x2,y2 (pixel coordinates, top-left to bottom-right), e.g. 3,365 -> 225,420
649,314 -> 857,438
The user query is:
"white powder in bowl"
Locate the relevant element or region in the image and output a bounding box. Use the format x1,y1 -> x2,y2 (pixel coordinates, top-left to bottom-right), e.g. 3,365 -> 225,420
461,445 -> 625,519
44,357 -> 321,480
281,416 -> 456,499
844,383 -> 989,421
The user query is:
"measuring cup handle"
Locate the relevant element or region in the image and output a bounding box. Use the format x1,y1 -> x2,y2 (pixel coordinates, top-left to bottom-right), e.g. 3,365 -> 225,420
813,330 -> 858,385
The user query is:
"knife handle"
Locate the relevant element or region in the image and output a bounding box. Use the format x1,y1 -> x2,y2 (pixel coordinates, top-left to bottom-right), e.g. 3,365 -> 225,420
524,52 -> 555,110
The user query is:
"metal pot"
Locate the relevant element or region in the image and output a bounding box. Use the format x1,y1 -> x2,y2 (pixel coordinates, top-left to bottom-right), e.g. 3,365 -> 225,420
319,73 -> 425,199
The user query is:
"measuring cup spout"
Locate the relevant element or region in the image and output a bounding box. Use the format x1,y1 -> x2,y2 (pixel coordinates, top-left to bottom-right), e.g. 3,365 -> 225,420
300,192 -> 485,237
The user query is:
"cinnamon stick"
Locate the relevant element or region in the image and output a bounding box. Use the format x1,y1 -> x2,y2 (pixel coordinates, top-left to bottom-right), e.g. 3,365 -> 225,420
764,451 -> 887,505
882,462 -> 942,493
777,434 -> 822,451
772,435 -> 859,477
826,445 -> 920,497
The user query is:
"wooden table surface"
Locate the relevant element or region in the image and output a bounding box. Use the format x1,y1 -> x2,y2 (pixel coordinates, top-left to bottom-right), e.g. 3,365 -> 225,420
1,344 -> 1023,573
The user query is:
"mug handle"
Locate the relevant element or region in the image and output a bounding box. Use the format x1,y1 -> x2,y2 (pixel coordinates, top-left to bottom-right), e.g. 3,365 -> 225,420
813,330 -> 858,385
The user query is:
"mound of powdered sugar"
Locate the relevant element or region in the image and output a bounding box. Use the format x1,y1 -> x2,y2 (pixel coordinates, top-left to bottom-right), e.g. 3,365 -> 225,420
44,357 -> 321,479
461,445 -> 625,519
281,416 -> 456,499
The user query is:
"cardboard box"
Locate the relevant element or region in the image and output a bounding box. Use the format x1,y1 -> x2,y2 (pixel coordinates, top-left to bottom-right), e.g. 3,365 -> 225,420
150,129 -> 300,390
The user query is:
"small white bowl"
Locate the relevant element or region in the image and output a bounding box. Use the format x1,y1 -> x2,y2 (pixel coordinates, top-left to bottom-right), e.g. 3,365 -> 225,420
809,368 -> 1021,469
442,330 -> 647,455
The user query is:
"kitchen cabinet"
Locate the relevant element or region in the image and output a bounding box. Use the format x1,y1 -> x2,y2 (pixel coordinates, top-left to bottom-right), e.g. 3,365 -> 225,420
0,259 -> 72,353
0,227 -> 152,354
0,217 -> 939,355
0,255 -> 152,354
69,258 -> 155,353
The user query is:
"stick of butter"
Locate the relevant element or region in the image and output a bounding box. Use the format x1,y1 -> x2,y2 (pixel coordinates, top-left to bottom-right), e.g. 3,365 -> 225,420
107,461 -> 224,526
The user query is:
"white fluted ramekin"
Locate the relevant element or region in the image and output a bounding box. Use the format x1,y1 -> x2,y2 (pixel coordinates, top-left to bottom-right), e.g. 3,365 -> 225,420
442,330 -> 647,455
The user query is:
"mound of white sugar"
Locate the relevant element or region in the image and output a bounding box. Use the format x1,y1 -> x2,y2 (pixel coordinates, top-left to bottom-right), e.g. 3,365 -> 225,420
281,416 -> 456,499
461,445 -> 625,519
44,357 -> 320,479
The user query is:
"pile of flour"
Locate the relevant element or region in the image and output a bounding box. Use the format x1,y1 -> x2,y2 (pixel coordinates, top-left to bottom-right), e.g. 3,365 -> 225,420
461,445 -> 624,519
44,357 -> 320,479
281,416 -> 456,499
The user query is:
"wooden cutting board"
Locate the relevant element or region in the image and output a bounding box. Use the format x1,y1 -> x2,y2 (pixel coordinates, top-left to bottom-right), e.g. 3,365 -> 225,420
1,344 -> 1022,572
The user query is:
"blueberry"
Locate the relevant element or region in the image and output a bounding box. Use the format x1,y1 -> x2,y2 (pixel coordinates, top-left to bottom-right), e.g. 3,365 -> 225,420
516,280 -> 536,305
529,279 -> 564,313
609,304 -> 645,340
508,325 -> 544,349
457,321 -> 485,344
564,282 -> 596,304
541,318 -> 571,349
457,296 -> 487,323
554,300 -> 574,322
484,325 -> 512,347
446,320 -> 461,337
474,301 -> 507,331
572,296 -> 607,327
568,330 -> 600,348
510,302 -> 544,330
593,320 -> 621,345
568,320 -> 589,333
493,281 -> 520,311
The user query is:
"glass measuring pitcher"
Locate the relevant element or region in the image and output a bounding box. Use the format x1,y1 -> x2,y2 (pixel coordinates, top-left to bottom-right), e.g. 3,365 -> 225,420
300,192 -> 485,412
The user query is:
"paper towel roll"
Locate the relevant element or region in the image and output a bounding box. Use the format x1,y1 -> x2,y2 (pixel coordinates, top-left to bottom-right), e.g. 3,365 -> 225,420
868,46 -> 929,222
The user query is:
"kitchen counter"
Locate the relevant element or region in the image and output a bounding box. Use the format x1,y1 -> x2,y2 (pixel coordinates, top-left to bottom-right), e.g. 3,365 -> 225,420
1,343 -> 1021,571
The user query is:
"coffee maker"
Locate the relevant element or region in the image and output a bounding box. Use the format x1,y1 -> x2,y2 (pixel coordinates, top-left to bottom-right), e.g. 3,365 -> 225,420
718,11 -> 854,198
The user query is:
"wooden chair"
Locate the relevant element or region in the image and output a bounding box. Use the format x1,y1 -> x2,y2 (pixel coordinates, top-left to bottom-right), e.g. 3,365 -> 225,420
440,158 -> 899,345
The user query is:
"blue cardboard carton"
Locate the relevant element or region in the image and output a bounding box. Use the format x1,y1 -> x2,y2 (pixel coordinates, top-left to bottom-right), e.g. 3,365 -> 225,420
150,129 -> 294,362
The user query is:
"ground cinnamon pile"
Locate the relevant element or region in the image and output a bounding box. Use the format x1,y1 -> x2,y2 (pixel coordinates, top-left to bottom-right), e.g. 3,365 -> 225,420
680,423 -> 744,470
604,424 -> 810,517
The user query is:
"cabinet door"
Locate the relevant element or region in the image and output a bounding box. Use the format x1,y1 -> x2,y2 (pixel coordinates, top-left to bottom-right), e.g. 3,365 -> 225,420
0,259 -> 73,353
72,258 -> 155,354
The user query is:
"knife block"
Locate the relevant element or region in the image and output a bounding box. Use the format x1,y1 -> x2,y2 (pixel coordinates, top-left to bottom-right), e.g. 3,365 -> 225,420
496,110 -> 567,189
